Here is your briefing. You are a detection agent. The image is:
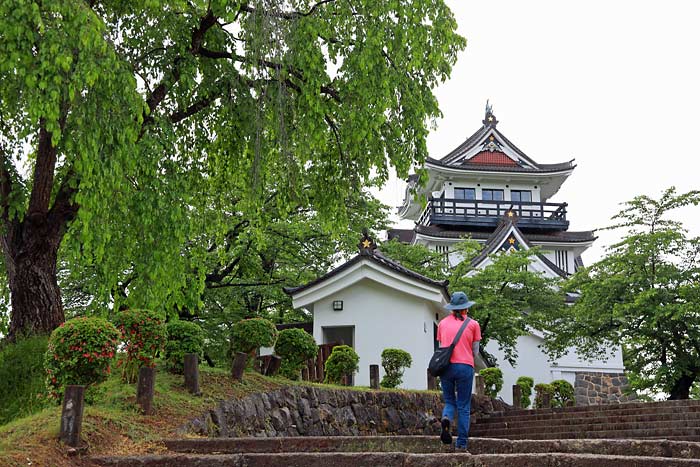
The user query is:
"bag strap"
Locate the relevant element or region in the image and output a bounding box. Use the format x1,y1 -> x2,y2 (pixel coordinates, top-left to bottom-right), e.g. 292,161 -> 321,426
449,317 -> 471,348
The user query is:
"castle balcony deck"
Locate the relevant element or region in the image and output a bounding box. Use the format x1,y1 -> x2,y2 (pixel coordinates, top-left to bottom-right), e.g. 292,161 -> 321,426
418,197 -> 569,231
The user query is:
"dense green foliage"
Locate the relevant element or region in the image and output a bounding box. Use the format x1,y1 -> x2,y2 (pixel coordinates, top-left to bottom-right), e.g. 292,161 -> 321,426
232,318 -> 278,355
113,309 -> 166,383
324,345 -> 359,385
540,188 -> 700,399
380,348 -> 412,389
516,376 -> 534,409
0,336 -> 50,424
534,383 -> 555,408
379,239 -> 449,279
479,367 -> 504,399
551,379 -> 575,407
44,317 -> 120,398
274,328 -> 318,380
0,0 -> 465,338
165,320 -> 205,374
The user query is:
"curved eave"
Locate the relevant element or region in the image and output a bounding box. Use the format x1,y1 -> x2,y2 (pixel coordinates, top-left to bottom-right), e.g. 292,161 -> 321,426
426,158 -> 576,176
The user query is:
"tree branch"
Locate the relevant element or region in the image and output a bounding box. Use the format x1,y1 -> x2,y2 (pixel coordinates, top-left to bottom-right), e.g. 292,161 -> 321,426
240,0 -> 337,20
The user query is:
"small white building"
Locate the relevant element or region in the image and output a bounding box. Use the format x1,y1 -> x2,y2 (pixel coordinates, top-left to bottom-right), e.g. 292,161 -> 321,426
285,232 -> 451,390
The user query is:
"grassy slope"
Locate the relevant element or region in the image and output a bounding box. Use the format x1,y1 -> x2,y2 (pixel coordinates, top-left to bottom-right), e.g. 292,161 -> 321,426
0,366 -> 283,467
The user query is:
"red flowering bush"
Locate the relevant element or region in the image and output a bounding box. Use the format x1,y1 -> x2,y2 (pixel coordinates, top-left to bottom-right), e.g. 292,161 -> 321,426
44,317 -> 120,399
113,309 -> 166,383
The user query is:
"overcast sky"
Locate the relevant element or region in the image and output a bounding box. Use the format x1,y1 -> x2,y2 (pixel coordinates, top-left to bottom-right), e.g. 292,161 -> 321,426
374,0 -> 700,263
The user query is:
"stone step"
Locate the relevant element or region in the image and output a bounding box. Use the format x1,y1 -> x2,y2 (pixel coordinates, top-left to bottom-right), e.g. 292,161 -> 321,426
472,427 -> 700,441
478,404 -> 700,425
471,419 -> 700,437
473,410 -> 700,430
501,400 -> 700,418
162,436 -> 700,459
471,417 -> 700,433
92,452 -> 700,467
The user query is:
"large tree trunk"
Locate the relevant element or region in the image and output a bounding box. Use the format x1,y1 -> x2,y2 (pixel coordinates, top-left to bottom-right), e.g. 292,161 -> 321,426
4,216 -> 66,341
668,373 -> 695,400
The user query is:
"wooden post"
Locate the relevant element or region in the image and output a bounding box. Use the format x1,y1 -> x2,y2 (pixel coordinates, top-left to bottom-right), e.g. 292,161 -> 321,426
266,356 -> 281,376
316,348 -> 324,382
184,354 -> 200,396
59,385 -> 85,447
475,374 -> 485,396
370,365 -> 379,389
259,356 -> 271,376
427,369 -> 436,391
301,367 -> 310,381
541,391 -> 552,408
136,367 -> 156,415
512,384 -> 522,409
231,352 -> 248,381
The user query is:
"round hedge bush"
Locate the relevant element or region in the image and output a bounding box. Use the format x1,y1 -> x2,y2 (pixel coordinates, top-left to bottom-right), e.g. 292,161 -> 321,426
44,317 -> 120,399
380,348 -> 412,389
516,376 -> 534,408
551,379 -> 575,407
165,320 -> 205,374
113,309 -> 166,383
535,383 -> 555,408
274,328 -> 317,380
324,345 -> 359,385
479,367 -> 504,399
231,318 -> 278,355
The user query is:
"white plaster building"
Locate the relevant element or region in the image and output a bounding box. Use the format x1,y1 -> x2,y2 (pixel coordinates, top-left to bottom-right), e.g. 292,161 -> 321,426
285,232 -> 451,390
388,104 -> 625,402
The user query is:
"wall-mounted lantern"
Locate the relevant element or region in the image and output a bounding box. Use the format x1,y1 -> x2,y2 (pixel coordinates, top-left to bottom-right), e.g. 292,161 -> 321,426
332,300 -> 343,311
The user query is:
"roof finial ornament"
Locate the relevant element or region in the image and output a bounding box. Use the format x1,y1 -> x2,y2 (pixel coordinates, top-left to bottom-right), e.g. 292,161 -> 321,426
483,99 -> 498,127
358,228 -> 376,255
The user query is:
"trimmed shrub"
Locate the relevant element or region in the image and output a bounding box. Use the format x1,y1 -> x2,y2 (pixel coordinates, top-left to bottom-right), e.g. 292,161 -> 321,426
231,318 -> 278,355
165,320 -> 205,374
516,376 -> 534,409
44,317 -> 120,399
324,345 -> 359,385
274,328 -> 318,380
535,383 -> 555,408
480,367 -> 503,399
380,348 -> 412,389
551,379 -> 575,407
0,336 -> 50,423
113,309 -> 166,383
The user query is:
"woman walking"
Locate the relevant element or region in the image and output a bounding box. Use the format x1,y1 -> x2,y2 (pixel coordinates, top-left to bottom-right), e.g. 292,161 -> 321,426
437,291 -> 481,451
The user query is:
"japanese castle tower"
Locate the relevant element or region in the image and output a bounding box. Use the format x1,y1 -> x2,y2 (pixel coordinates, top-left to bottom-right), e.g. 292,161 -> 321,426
389,104 -> 628,405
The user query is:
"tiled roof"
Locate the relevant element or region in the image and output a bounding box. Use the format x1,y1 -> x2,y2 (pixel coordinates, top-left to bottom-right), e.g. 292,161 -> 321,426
387,228 -> 416,243
467,151 -> 519,167
428,157 -> 575,174
284,249 -> 449,297
414,225 -> 596,243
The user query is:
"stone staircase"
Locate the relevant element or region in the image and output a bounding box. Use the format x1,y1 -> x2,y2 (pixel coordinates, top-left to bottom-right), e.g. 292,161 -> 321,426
93,435 -> 700,466
470,399 -> 700,441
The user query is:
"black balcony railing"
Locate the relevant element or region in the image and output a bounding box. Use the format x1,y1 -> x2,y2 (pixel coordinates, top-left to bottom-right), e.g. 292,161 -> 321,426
420,198 -> 569,231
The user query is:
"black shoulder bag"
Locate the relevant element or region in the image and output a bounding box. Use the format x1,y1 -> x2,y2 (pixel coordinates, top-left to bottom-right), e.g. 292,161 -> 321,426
428,317 -> 471,377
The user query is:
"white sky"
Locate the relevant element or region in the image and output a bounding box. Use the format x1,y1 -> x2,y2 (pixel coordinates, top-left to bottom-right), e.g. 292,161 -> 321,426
374,0 -> 700,263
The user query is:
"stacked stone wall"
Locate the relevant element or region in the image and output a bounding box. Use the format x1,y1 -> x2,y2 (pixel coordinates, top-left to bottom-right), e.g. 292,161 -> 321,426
575,372 -> 634,406
183,386 -> 510,438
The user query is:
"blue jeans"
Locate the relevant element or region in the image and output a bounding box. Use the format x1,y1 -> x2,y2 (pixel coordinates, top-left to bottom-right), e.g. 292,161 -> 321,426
440,363 -> 474,448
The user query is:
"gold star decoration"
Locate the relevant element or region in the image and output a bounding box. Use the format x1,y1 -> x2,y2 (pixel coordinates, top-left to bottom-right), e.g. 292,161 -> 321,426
508,237 -> 516,245
362,239 -> 372,248
489,135 -> 495,141
488,116 -> 494,122
507,211 -> 514,217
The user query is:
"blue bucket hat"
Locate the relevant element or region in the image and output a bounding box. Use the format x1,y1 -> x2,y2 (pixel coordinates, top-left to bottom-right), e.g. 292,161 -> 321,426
444,291 -> 476,310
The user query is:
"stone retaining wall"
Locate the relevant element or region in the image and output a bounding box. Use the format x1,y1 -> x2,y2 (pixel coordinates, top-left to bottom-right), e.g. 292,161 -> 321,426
575,372 -> 634,406
182,386 -> 510,438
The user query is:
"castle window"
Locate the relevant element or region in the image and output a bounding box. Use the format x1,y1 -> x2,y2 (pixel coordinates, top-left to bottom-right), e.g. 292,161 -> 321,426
511,190 -> 532,202
556,250 -> 569,273
482,189 -> 504,201
454,188 -> 476,200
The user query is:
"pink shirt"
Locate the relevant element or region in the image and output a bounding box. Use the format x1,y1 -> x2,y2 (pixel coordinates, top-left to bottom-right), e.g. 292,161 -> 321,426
437,315 -> 482,366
